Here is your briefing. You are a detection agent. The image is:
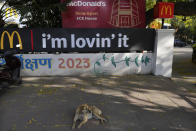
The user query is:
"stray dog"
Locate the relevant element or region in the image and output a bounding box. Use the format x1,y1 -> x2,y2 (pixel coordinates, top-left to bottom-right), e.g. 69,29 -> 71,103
72,104 -> 107,129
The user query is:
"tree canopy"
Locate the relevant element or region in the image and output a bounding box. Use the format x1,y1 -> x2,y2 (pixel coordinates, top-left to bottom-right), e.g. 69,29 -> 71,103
0,0 -> 71,28
6,0 -> 71,28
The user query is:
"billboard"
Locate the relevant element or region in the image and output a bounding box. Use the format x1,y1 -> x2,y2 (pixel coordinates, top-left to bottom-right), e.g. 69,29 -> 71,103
0,28 -> 155,53
61,0 -> 146,28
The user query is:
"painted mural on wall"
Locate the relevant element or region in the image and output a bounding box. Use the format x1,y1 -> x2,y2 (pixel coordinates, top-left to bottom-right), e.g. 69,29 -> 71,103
94,54 -> 151,75
0,53 -> 153,76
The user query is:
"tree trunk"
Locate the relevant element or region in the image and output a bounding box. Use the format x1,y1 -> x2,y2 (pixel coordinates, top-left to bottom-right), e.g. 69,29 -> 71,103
146,1 -> 196,26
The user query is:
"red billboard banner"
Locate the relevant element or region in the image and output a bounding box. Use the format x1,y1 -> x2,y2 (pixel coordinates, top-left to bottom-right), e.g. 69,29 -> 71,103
61,0 -> 146,28
154,2 -> 174,19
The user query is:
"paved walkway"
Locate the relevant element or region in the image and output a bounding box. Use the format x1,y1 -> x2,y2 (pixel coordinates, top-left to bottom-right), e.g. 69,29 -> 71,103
172,47 -> 196,108
0,47 -> 195,131
172,47 -> 196,79
0,75 -> 195,131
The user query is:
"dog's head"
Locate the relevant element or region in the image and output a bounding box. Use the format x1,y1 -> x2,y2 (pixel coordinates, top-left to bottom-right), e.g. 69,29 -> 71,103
80,104 -> 89,110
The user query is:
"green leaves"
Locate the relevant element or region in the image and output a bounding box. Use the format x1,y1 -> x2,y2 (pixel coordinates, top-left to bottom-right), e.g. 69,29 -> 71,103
6,0 -> 71,27
125,56 -> 130,66
95,54 -> 151,72
95,61 -> 101,66
103,54 -> 107,61
135,56 -> 139,67
141,56 -> 151,66
111,56 -> 116,68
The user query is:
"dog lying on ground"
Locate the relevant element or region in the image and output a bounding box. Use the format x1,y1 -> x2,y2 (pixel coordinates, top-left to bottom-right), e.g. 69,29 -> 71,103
72,104 -> 107,129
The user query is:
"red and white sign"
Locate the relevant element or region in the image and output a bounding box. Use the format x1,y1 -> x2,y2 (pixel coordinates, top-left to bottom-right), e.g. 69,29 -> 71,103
61,0 -> 146,28
154,2 -> 174,19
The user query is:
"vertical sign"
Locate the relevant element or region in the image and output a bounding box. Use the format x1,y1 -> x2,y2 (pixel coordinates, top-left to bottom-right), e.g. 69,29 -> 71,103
61,0 -> 146,28
154,2 -> 174,19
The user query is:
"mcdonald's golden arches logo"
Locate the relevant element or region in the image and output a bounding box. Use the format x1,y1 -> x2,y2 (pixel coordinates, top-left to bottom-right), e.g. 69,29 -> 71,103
0,31 -> 23,50
159,2 -> 174,18
161,5 -> 172,16
154,2 -> 174,19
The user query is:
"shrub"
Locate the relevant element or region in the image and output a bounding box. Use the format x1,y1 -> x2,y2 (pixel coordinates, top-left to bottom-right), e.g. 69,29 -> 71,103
192,44 -> 196,63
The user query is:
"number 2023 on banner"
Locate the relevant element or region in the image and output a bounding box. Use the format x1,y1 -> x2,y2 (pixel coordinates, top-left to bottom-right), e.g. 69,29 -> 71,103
58,58 -> 90,69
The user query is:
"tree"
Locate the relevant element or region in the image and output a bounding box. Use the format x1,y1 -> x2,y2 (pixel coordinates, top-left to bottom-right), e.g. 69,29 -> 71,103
0,0 -> 17,27
190,18 -> 196,41
6,0 -> 71,28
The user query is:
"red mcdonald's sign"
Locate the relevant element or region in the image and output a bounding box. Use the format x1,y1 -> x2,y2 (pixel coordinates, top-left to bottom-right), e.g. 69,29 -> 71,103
154,2 -> 174,19
61,0 -> 146,28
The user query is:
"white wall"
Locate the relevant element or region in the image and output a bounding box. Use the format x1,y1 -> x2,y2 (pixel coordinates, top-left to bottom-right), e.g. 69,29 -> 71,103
0,29 -> 175,77
1,53 -> 153,76
153,29 -> 175,77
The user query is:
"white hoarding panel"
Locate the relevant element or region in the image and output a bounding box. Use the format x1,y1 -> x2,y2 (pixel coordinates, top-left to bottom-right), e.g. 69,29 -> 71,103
0,53 -> 153,76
